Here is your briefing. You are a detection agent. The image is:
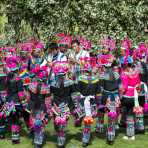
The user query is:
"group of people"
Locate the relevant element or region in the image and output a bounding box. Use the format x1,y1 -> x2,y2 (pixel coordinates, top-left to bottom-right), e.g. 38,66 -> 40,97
0,35 -> 148,148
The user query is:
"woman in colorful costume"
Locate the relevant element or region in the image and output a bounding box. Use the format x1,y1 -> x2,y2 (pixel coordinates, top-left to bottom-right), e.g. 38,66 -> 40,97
120,55 -> 145,140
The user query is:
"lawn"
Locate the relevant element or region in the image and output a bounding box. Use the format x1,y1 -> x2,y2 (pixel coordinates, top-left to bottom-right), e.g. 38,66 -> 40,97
0,118 -> 148,148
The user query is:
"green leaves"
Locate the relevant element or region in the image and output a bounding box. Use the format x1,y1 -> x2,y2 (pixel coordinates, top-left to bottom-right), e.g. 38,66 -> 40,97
0,0 -> 147,44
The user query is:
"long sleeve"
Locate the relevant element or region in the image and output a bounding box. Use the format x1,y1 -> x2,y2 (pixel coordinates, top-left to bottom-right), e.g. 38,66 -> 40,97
120,72 -> 128,94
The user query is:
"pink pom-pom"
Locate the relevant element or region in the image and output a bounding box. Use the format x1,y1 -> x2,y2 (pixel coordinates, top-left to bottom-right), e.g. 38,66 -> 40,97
108,111 -> 117,119
15,76 -> 21,81
11,125 -> 20,132
0,112 -> 3,119
18,91 -> 25,98
133,106 -> 143,114
55,116 -> 66,125
144,103 -> 148,112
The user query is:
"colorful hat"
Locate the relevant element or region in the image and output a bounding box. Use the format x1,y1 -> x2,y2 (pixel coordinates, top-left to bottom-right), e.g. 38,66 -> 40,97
79,57 -> 95,71
35,41 -> 44,50
79,37 -> 92,50
99,37 -> 116,51
57,34 -> 72,48
133,43 -> 147,60
97,54 -> 114,67
5,56 -> 20,72
18,42 -> 33,53
52,61 -> 69,76
4,47 -> 16,52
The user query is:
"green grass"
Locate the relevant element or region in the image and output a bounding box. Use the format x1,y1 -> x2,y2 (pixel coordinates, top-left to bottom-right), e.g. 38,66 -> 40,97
0,118 -> 148,148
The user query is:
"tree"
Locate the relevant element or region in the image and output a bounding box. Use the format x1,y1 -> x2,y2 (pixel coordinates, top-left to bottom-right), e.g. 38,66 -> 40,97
0,0 -> 147,43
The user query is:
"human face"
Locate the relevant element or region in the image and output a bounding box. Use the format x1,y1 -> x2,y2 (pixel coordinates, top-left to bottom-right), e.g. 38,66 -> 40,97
52,48 -> 58,55
72,43 -> 80,53
32,50 -> 41,58
60,46 -> 67,53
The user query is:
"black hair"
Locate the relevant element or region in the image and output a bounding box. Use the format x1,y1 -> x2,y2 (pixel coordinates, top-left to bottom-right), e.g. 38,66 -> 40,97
46,42 -> 58,51
59,44 -> 68,48
71,39 -> 80,46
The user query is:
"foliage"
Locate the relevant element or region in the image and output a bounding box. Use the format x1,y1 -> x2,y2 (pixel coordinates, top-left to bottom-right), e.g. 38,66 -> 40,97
0,0 -> 148,44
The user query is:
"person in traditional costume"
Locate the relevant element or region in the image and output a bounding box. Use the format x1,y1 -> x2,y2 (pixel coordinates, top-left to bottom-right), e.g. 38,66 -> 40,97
77,62 -> 101,147
41,42 -> 67,86
133,43 -> 148,133
27,42 -> 49,148
97,44 -> 121,145
50,61 -> 73,148
29,41 -> 45,72
19,42 -> 32,86
5,52 -> 29,144
0,48 -> 7,139
120,55 -> 145,140
28,64 -> 49,148
69,39 -> 91,129
69,39 -> 90,83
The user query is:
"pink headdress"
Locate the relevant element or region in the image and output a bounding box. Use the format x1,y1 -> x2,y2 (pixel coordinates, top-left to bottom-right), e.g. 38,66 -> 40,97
4,47 -> 16,53
79,57 -> 97,71
97,54 -> 114,67
79,37 -> 92,50
4,47 -> 16,57
18,42 -> 33,53
52,61 -> 69,75
35,41 -> 44,50
99,37 -> 116,51
133,43 -> 147,60
57,33 -> 72,47
5,56 -> 20,72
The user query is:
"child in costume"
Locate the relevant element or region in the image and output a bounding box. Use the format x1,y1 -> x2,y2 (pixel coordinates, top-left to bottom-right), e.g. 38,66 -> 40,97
97,44 -> 121,145
5,54 -> 29,144
49,61 -> 72,147
72,56 -> 101,147
70,39 -> 91,128
0,49 -> 8,139
28,65 -> 49,148
28,41 -> 49,148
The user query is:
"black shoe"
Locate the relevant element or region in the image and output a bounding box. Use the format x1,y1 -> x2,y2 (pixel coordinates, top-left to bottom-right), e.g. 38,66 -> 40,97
135,129 -> 145,134
29,130 -> 34,138
82,142 -> 89,147
74,123 -> 82,127
12,140 -> 20,144
35,144 -> 42,148
58,146 -> 65,148
107,140 -> 114,145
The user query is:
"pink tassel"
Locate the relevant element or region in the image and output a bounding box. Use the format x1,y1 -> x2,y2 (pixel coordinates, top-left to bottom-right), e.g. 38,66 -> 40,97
144,103 -> 148,112
11,125 -> 20,133
55,116 -> 66,125
133,106 -> 143,115
18,91 -> 25,98
108,111 -> 117,119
